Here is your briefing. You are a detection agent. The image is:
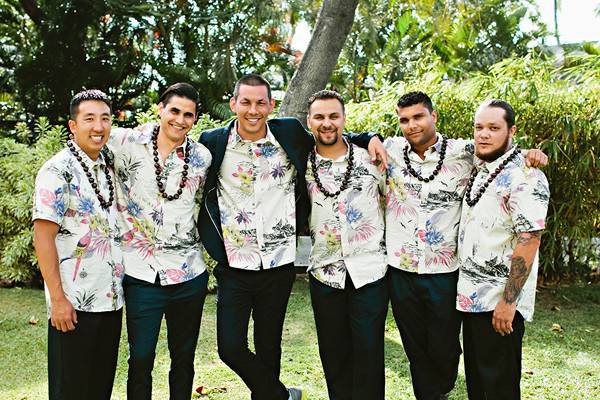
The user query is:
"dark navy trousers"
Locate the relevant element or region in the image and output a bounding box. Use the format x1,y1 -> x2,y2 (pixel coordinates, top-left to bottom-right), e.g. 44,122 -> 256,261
48,309 -> 122,400
388,268 -> 462,400
123,271 -> 208,400
214,263 -> 296,400
310,273 -> 389,400
462,311 -> 525,400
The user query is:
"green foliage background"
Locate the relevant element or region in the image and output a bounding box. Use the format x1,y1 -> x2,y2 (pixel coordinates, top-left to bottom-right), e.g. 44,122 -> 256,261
1,54 -> 598,283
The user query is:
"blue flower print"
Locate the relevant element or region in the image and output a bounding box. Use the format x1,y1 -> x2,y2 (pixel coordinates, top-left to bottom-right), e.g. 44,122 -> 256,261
78,197 -> 95,215
54,199 -> 66,218
188,152 -> 206,168
127,199 -> 142,217
260,144 -> 278,158
346,207 -> 363,224
386,162 -> 396,176
468,292 -> 486,312
495,171 -> 511,188
425,229 -> 443,245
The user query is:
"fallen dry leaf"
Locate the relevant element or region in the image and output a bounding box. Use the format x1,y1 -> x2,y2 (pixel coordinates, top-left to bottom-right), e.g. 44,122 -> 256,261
194,385 -> 227,397
28,316 -> 39,325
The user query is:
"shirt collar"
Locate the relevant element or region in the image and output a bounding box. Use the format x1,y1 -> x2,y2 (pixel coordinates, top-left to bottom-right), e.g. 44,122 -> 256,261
406,132 -> 443,157
70,141 -> 106,167
475,145 -> 519,171
229,120 -> 276,146
314,137 -> 351,164
431,132 -> 444,153
138,123 -> 189,150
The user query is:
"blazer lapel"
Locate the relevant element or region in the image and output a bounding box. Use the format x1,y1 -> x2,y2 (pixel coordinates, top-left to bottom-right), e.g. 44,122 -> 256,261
213,120 -> 234,170
269,120 -> 304,172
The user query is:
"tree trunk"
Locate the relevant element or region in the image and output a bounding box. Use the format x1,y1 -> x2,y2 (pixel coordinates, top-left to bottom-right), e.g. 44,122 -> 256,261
278,0 -> 359,126
553,0 -> 561,45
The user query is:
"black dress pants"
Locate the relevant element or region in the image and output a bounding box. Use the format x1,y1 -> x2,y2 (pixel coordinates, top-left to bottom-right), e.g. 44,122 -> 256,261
214,263 -> 296,400
48,309 -> 122,400
124,272 -> 209,400
309,274 -> 388,400
388,268 -> 462,400
462,311 -> 525,400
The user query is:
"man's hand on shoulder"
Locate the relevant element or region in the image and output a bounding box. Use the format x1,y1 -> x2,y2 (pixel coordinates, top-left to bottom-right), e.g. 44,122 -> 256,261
368,135 -> 388,172
524,149 -> 548,167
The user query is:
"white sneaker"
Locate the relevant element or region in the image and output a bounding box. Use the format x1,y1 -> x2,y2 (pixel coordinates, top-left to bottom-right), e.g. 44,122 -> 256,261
288,387 -> 306,400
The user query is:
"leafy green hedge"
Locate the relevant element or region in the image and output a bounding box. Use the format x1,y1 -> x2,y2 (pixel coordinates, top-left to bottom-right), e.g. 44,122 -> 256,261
345,54 -> 600,278
1,54 -> 598,283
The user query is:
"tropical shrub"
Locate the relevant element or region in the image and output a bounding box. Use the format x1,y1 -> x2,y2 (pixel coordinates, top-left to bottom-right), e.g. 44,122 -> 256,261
345,54 -> 600,278
0,118 -> 65,282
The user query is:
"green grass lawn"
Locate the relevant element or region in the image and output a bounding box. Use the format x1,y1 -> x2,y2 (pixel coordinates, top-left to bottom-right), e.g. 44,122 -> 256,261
1,277 -> 599,399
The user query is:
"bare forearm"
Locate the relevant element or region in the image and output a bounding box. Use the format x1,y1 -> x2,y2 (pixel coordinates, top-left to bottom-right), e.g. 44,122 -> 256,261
33,224 -> 64,301
503,231 -> 542,304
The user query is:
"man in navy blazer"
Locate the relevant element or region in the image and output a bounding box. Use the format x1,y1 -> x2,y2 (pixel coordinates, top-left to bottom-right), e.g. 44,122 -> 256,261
198,74 -> 385,400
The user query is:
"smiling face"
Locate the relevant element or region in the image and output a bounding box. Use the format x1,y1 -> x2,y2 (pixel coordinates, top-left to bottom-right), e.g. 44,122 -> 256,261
230,84 -> 275,140
68,100 -> 112,160
396,103 -> 438,152
158,95 -> 197,147
307,98 -> 346,147
474,105 -> 516,162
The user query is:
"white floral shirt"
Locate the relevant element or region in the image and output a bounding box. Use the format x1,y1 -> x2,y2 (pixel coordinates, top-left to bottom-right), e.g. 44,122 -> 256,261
33,145 -> 124,315
456,151 -> 549,321
217,123 -> 296,270
108,123 -> 212,285
306,143 -> 387,289
385,133 -> 474,274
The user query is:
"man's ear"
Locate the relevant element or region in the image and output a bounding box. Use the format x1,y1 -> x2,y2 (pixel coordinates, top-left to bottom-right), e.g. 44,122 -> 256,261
68,119 -> 77,134
268,97 -> 275,114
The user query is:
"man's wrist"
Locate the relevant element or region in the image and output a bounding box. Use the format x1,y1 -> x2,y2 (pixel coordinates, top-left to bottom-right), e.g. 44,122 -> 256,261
50,292 -> 68,303
368,133 -> 384,142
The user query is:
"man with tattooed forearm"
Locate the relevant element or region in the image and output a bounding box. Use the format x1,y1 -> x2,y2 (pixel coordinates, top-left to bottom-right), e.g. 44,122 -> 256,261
456,99 -> 550,400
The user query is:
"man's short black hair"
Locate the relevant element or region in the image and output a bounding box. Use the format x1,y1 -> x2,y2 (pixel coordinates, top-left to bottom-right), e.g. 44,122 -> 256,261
233,74 -> 272,101
479,99 -> 516,128
69,89 -> 112,119
159,82 -> 200,112
307,90 -> 345,114
396,91 -> 434,113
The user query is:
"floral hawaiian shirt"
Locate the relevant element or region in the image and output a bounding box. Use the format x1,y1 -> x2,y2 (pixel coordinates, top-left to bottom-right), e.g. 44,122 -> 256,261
306,142 -> 387,289
33,144 -> 124,315
385,133 -> 474,274
217,123 -> 296,270
108,123 -> 212,285
456,151 -> 549,321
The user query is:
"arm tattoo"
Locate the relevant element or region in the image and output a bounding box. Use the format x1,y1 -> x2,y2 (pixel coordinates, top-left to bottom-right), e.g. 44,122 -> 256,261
503,231 -> 542,304
503,256 -> 531,304
516,230 -> 542,245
